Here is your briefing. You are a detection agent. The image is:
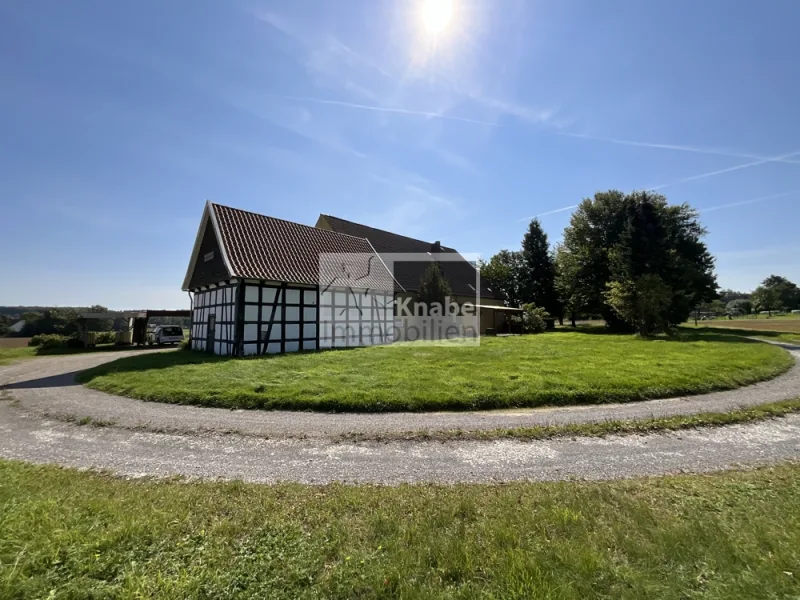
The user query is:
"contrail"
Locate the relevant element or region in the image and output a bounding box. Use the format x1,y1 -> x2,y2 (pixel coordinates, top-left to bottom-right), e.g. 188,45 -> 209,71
558,132 -> 800,165
267,94 -> 498,126
700,189 -> 800,213
517,205 -> 577,222
649,150 -> 800,190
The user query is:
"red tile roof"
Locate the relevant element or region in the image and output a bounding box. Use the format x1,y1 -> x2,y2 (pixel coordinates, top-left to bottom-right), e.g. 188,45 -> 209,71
211,204 -> 396,291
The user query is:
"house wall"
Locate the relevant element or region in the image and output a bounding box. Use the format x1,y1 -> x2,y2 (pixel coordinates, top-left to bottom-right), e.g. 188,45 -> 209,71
191,283 -> 237,355
191,281 -> 396,356
239,282 -> 394,356
319,288 -> 394,349
240,282 -> 319,356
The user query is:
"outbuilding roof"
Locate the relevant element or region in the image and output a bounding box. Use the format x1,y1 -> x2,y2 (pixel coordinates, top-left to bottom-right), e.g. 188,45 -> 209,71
316,214 -> 499,299
182,203 -> 397,292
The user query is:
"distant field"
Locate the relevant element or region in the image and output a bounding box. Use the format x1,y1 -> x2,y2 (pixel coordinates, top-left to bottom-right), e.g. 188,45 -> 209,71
0,337 -> 31,348
683,318 -> 800,343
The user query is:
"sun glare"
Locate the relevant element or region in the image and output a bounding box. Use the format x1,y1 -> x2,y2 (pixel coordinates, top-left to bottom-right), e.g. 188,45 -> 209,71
422,0 -> 453,34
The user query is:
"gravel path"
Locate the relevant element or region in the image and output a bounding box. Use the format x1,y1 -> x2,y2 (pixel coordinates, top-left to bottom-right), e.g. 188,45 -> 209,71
1,343 -> 799,439
0,344 -> 798,483
1,404 -> 798,483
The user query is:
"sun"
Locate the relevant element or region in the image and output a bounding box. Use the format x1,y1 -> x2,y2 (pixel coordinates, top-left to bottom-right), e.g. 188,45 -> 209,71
422,0 -> 453,34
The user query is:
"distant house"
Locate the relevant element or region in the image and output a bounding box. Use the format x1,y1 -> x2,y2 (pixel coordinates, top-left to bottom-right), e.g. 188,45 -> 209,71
315,214 -> 502,306
182,202 -> 395,356
8,320 -> 25,334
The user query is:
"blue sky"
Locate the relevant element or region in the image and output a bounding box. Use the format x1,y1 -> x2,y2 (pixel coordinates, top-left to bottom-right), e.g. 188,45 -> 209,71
1,0 -> 798,309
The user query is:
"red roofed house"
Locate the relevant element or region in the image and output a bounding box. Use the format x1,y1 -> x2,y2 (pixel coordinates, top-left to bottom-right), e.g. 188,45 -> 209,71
182,202 -> 396,356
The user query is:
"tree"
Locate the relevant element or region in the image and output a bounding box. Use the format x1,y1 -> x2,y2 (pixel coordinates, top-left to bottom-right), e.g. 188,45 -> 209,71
554,243 -> 592,327
560,190 -> 717,334
417,262 -> 452,310
520,219 -> 561,322
719,289 -> 750,304
605,274 -> 672,336
761,275 -> 800,311
726,298 -> 752,315
479,250 -> 525,307
752,286 -> 782,316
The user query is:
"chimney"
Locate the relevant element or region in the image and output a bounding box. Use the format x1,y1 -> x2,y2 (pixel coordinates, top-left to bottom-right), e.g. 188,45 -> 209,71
430,240 -> 441,252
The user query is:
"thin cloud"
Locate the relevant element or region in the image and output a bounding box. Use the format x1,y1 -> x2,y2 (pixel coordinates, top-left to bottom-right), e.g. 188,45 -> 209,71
649,150 -> 800,190
267,94 -> 498,126
560,132 -> 800,165
517,205 -> 577,222
700,189 -> 800,213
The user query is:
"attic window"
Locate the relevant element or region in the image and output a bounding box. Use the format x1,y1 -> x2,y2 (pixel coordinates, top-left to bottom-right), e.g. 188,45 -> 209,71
204,251 -> 215,262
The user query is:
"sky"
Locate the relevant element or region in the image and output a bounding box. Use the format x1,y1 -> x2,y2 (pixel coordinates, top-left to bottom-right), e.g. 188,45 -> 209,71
1,0 -> 798,309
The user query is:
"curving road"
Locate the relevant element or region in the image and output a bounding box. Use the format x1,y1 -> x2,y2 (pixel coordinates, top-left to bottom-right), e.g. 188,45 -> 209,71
1,343 -> 799,483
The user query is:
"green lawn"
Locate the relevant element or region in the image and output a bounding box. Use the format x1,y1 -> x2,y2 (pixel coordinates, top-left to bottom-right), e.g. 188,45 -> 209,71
79,331 -> 794,412
2,460 -> 799,599
0,346 -> 37,365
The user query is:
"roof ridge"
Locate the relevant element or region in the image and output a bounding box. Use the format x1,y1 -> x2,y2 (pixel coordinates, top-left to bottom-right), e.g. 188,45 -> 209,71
320,213 -> 455,249
212,203 -> 373,246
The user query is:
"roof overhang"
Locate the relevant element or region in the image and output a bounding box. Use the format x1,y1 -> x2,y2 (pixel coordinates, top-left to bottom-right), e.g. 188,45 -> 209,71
181,201 -> 235,291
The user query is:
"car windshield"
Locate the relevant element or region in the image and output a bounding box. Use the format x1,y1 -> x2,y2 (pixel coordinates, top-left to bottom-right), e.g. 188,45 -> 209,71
162,326 -> 182,336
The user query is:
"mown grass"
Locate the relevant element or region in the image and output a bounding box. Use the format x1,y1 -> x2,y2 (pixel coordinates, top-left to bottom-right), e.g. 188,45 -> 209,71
1,460 -> 799,599
0,346 -> 37,366
342,398 -> 800,441
79,331 -> 794,412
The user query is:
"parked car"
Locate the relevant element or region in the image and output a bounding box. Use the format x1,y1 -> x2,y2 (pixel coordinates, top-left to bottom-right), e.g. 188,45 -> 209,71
147,325 -> 184,346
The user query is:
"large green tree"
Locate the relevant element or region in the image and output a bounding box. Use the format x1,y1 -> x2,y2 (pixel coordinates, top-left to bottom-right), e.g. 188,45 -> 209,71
520,219 -> 561,322
752,286 -> 782,316
559,190 -> 717,333
761,275 -> 800,311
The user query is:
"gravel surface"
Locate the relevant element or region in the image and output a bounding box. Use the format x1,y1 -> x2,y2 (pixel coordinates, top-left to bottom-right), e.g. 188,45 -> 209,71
1,404 -> 798,483
1,344 -> 798,483
1,343 -> 798,439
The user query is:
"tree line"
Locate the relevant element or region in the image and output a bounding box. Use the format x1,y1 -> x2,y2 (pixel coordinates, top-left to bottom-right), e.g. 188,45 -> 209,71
480,189 -> 769,335
0,306 -> 190,338
716,276 -> 800,316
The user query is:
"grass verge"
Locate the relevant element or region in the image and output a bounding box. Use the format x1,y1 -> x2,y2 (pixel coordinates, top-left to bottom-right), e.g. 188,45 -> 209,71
0,346 -> 37,365
1,460 -> 799,598
78,331 -> 794,412
341,398 -> 800,442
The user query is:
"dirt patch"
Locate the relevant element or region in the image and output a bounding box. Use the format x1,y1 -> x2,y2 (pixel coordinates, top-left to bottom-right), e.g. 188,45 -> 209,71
0,338 -> 32,348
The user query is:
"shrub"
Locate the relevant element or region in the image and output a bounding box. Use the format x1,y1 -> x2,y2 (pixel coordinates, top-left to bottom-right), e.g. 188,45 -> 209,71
521,304 -> 550,334
28,334 -> 69,350
95,331 -> 116,345
178,337 -> 192,351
